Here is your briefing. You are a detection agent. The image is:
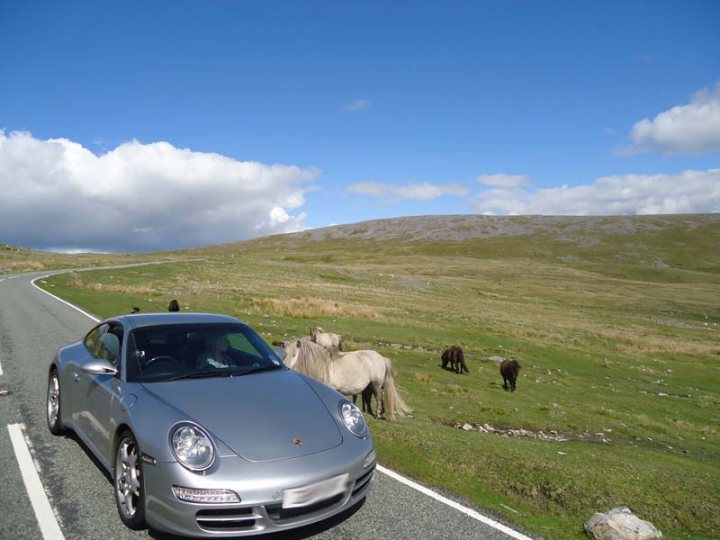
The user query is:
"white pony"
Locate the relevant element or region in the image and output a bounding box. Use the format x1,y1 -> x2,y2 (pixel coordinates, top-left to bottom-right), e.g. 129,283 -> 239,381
310,328 -> 373,409
281,338 -> 411,420
310,327 -> 343,352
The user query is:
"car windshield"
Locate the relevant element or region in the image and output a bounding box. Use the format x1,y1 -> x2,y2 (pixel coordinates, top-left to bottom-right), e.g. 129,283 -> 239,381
126,322 -> 283,383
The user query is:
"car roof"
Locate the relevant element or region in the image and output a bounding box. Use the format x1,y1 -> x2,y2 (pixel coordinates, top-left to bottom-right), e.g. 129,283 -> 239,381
110,312 -> 244,330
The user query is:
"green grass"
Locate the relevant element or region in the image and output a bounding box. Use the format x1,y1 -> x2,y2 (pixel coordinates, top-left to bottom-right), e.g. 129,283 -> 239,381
24,215 -> 720,539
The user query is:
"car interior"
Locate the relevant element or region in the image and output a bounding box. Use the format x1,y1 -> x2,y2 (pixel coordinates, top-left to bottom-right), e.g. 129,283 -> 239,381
125,325 -> 274,381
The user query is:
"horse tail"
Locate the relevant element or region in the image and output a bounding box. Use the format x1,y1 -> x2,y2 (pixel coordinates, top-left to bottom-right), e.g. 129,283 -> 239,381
382,358 -> 412,420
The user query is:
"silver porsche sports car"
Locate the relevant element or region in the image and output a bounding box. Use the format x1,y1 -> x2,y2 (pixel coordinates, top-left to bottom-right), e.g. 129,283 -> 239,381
46,313 -> 376,537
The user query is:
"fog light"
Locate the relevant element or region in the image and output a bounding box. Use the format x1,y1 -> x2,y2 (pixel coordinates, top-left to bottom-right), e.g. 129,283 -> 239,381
172,486 -> 241,504
363,450 -> 377,468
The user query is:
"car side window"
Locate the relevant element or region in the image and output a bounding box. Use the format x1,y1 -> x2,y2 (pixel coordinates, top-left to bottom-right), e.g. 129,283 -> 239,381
104,324 -> 124,367
84,326 -> 102,356
85,323 -> 123,366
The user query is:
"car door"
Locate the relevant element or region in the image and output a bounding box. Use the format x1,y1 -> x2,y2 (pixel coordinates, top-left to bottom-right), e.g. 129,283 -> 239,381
73,322 -> 125,468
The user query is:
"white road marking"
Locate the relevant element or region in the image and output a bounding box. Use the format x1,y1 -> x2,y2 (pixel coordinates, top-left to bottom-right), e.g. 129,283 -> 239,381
31,272 -> 531,539
0,359 -> 4,376
378,465 -> 535,540
31,276 -> 100,322
8,423 -> 65,540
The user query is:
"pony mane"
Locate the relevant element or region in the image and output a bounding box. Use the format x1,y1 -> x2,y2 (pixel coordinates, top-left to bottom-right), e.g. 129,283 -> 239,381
294,338 -> 333,382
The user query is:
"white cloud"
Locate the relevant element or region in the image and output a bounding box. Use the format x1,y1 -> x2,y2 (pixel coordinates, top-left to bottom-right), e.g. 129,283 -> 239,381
0,131 -> 319,252
624,82 -> 720,154
472,169 -> 720,215
478,174 -> 531,188
348,181 -> 468,201
343,99 -> 369,112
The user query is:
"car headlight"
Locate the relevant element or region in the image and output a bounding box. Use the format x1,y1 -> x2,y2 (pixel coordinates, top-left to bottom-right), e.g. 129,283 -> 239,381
340,401 -> 367,438
170,422 -> 215,471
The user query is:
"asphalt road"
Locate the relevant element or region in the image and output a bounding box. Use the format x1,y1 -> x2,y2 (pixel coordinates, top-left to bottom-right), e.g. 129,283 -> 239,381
0,270 -> 536,540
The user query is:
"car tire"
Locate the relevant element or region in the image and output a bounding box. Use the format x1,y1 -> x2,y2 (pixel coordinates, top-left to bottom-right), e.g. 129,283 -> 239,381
46,369 -> 65,435
114,430 -> 147,530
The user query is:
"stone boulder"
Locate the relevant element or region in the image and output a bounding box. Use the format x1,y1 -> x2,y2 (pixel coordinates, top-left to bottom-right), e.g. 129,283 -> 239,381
585,506 -> 662,540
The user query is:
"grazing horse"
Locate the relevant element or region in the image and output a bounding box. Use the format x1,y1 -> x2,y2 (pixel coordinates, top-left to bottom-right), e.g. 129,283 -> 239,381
500,359 -> 521,391
441,346 -> 469,374
309,328 -> 371,408
281,338 -> 411,420
310,327 -> 343,352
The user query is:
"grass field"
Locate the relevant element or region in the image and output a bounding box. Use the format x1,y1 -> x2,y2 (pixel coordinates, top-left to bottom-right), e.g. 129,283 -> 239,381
12,214 -> 720,539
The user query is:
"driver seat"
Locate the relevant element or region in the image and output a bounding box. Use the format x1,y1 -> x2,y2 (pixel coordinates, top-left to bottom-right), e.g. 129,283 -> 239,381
182,334 -> 206,366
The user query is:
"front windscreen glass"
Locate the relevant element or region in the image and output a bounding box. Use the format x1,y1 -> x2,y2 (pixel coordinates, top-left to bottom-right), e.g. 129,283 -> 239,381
126,323 -> 283,382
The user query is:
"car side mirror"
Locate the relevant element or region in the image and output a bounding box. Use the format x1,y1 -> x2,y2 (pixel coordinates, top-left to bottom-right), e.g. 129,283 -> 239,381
273,347 -> 287,361
82,359 -> 119,376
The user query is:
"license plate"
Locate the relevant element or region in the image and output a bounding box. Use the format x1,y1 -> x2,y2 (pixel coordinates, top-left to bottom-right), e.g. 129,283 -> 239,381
282,473 -> 349,509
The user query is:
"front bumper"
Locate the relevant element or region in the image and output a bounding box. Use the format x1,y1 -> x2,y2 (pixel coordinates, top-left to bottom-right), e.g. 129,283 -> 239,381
143,444 -> 376,537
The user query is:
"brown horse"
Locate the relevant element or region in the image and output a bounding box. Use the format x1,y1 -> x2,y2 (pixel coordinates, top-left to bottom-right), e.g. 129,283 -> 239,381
355,384 -> 375,415
441,346 -> 469,374
500,359 -> 521,391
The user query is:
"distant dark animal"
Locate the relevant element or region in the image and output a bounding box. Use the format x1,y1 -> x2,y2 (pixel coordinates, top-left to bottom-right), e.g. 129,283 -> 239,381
500,359 -> 521,391
441,346 -> 469,374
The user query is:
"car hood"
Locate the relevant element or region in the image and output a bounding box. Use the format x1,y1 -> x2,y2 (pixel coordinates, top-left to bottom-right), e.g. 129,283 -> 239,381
143,370 -> 343,462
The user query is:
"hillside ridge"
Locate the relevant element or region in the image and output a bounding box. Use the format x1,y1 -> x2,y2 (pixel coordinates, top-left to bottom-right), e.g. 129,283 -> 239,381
278,213 -> 720,243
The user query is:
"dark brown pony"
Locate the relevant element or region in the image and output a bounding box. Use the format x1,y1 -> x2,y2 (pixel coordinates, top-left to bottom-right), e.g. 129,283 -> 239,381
354,385 -> 375,416
441,346 -> 469,374
500,359 -> 521,391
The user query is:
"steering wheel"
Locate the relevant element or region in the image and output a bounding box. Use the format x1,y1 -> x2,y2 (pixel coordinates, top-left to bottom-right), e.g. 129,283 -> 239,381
145,355 -> 177,367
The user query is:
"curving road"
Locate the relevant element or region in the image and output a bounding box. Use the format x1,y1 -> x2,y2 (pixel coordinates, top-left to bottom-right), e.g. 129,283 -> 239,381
0,270 -> 535,540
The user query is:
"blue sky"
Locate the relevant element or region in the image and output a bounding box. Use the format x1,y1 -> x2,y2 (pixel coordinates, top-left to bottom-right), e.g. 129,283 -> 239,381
1,1 -> 719,251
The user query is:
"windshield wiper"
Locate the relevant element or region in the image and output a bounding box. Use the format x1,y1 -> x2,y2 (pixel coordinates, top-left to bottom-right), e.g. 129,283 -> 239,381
237,364 -> 282,376
166,370 -> 237,381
